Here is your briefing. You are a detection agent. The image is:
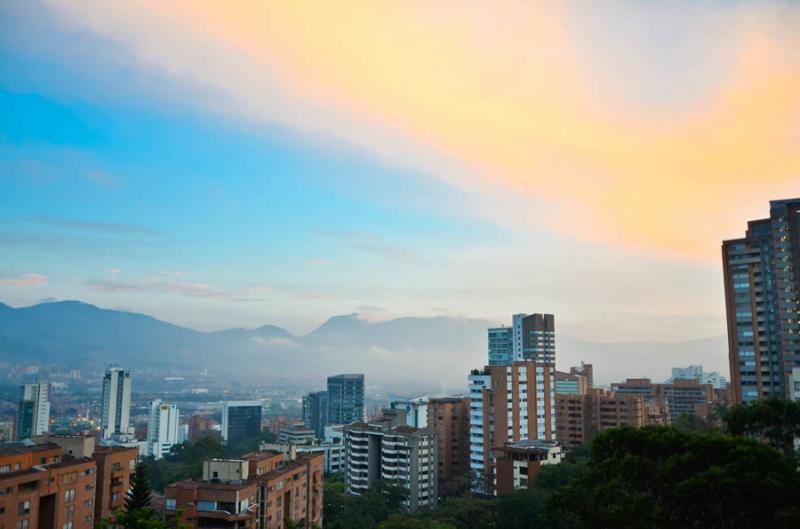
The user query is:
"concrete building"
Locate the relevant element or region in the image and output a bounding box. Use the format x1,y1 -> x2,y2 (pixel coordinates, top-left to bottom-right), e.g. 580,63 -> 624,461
302,391 -> 328,439
17,381 -> 50,440
427,397 -> 470,487
165,450 -> 323,529
221,401 -> 262,446
723,198 -> 800,404
147,400 -> 180,459
495,440 -> 562,494
278,425 -> 315,445
327,374 -> 365,426
469,361 -> 556,496
389,396 -> 428,429
344,413 -> 437,512
101,367 -> 132,440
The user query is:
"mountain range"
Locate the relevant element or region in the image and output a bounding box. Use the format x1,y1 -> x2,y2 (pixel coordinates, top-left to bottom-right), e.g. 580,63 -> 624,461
0,301 -> 728,386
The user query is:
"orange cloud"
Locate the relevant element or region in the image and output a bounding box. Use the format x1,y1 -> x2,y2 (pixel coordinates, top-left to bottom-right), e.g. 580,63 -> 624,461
0,274 -> 48,287
49,1 -> 800,259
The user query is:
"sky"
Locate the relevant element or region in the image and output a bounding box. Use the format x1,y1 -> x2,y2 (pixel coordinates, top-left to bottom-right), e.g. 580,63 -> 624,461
1,1 -> 798,341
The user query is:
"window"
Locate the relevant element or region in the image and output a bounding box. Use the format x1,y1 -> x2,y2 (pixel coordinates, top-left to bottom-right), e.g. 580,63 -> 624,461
65,505 -> 74,522
62,472 -> 77,484
63,522 -> 73,529
197,501 -> 216,512
84,500 -> 93,508
0,465 -> 9,473
17,520 -> 29,529
165,499 -> 177,511
19,500 -> 31,515
65,489 -> 76,502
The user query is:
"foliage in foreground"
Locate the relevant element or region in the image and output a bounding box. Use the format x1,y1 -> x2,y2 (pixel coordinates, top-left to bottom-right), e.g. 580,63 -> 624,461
324,405 -> 800,529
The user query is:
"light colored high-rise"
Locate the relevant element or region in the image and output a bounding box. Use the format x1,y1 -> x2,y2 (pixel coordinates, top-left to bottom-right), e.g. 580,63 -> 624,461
147,400 -> 181,459
101,366 -> 133,439
344,413 -> 437,512
16,380 -> 50,440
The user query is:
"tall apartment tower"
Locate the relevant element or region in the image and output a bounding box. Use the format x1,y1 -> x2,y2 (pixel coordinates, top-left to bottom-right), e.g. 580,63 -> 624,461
16,380 -> 50,440
302,391 -> 328,438
147,400 -> 181,459
488,313 -> 555,366
427,397 -> 470,487
469,362 -> 556,496
221,401 -> 263,446
723,198 -> 800,403
327,374 -> 365,425
101,367 -> 132,439
344,416 -> 437,511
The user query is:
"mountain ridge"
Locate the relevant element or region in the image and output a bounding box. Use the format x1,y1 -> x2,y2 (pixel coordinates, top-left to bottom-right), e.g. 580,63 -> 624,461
0,300 -> 728,384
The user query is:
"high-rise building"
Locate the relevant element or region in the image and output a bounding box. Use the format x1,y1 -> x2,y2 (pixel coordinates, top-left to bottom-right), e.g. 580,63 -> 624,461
327,374 -> 365,425
344,413 -> 437,512
221,401 -> 262,446
723,198 -> 800,404
389,396 -> 428,428
16,380 -> 50,440
101,367 -> 132,439
427,397 -> 470,487
488,327 -> 514,365
469,361 -> 556,496
488,314 -> 555,366
302,390 -> 328,438
521,313 -> 556,365
147,400 -> 180,459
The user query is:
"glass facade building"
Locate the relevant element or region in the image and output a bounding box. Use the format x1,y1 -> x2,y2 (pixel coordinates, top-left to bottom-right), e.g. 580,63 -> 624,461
723,198 -> 800,403
327,374 -> 365,425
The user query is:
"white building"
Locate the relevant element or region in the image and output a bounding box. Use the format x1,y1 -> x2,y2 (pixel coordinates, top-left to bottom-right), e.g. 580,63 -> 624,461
669,365 -> 728,390
101,367 -> 133,439
147,399 -> 180,459
344,414 -> 437,511
17,381 -> 50,440
389,396 -> 429,429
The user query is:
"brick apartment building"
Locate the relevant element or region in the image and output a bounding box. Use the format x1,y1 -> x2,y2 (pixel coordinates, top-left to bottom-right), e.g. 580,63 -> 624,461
46,435 -> 138,524
0,444 -> 97,529
165,450 -> 323,529
555,389 -> 671,450
426,397 -> 470,488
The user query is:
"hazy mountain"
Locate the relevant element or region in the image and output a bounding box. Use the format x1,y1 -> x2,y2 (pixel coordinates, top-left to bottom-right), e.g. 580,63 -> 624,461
0,300 -> 728,385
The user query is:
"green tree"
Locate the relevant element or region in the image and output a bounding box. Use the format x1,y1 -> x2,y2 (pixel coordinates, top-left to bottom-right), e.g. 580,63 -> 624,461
379,514 -> 455,529
125,462 -> 153,512
552,426 -> 800,529
724,396 -> 800,458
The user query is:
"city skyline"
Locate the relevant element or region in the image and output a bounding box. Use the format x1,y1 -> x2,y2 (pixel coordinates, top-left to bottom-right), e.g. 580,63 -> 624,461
2,2 -> 799,353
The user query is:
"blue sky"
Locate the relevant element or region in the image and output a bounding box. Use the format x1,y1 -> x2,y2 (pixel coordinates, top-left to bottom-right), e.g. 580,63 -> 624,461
2,1 -> 797,343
